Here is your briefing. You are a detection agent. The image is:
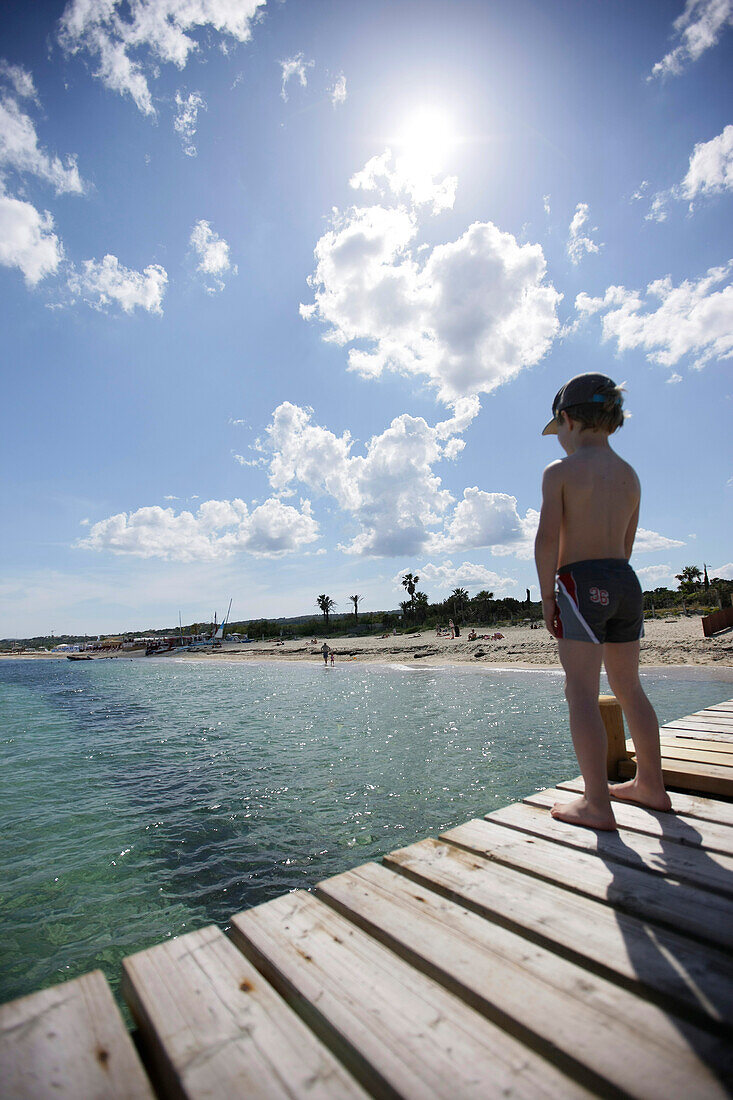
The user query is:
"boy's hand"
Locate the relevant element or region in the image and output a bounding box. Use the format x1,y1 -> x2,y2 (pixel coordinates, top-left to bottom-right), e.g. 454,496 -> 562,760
542,596 -> 561,638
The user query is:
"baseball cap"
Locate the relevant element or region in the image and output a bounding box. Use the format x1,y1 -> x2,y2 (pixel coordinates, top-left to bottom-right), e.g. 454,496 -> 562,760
542,373 -> 620,435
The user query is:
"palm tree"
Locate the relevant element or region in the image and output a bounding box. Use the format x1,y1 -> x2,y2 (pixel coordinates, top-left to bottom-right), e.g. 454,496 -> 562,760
401,572 -> 419,622
413,591 -> 429,623
348,594 -> 363,621
473,589 -> 494,623
675,566 -> 702,594
316,594 -> 336,628
450,587 -> 469,622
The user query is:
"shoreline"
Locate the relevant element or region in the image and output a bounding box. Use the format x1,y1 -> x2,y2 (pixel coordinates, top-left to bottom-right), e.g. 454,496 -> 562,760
4,617 -> 731,675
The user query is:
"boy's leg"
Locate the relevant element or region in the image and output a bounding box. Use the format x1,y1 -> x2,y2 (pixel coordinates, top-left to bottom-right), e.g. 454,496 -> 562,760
603,641 -> 672,811
554,639 -> 616,830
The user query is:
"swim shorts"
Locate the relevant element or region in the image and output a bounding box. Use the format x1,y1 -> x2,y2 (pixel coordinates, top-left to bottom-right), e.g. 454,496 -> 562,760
555,559 -> 644,644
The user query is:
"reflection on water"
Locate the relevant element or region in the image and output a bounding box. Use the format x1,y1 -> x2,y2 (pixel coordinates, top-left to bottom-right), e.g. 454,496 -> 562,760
0,657 -> 729,1009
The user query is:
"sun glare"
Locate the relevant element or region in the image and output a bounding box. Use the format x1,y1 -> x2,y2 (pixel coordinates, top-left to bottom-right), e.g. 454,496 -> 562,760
392,107 -> 457,173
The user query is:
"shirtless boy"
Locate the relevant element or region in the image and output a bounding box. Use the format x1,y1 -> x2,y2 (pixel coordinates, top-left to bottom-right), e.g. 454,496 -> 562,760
534,373 -> 671,830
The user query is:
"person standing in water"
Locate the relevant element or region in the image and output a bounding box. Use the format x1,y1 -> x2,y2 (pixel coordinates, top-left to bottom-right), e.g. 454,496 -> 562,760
534,373 -> 671,831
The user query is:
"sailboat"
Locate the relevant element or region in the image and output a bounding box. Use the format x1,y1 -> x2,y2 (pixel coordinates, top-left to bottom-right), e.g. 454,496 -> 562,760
145,600 -> 233,656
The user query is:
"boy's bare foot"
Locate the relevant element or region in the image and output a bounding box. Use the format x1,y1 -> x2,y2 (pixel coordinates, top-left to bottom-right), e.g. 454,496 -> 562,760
609,778 -> 672,813
550,796 -> 617,831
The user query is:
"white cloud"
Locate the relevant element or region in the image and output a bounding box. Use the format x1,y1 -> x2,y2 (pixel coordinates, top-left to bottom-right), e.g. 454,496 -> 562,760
265,400 -> 466,557
174,90 -> 205,156
645,193 -> 669,223
0,61 -> 39,103
78,496 -> 319,561
329,73 -> 347,107
649,0 -> 733,79
58,0 -> 267,116
543,194 -> 551,215
190,219 -> 235,292
427,487 -> 538,558
633,528 -> 686,553
566,202 -> 602,265
260,399 -> 542,561
279,52 -> 314,101
0,186 -> 63,285
666,372 -> 683,384
630,181 -> 649,203
233,452 -> 266,468
69,253 -> 168,313
647,125 -> 733,220
0,91 -> 84,194
575,261 -> 733,372
392,561 -> 517,597
711,562 -> 733,579
302,198 -> 561,407
682,123 -> 733,200
634,564 -> 675,587
350,148 -> 457,214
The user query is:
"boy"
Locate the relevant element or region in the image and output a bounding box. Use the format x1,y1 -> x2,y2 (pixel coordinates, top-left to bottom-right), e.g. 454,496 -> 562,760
534,373 -> 671,830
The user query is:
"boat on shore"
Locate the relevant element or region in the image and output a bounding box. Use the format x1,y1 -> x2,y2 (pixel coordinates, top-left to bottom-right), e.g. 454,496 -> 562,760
146,600 -> 234,656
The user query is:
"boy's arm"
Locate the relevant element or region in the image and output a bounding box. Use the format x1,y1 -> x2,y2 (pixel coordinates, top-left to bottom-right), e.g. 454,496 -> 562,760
534,462 -> 563,638
624,499 -> 640,560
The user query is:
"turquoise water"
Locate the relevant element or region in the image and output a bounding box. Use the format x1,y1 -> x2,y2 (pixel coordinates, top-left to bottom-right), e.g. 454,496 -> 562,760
1,657 -> 731,1012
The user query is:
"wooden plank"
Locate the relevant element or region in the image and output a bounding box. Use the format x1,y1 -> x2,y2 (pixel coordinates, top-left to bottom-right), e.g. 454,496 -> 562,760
640,744 -> 733,768
122,924 -> 367,1100
685,716 -> 733,729
665,718 -> 733,734
485,801 -> 733,897
704,703 -> 733,714
384,837 -> 733,1032
229,891 -> 594,1100
687,708 -> 733,721
558,774 -> 733,825
662,726 -> 733,744
0,970 -> 154,1100
617,757 -> 733,798
442,818 -> 733,950
525,786 -> 733,856
659,745 -> 733,768
663,728 -> 733,744
657,736 -> 733,756
316,862 -> 733,1100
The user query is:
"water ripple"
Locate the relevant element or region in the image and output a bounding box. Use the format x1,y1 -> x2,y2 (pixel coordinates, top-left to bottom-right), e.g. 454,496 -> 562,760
0,658 -> 729,1011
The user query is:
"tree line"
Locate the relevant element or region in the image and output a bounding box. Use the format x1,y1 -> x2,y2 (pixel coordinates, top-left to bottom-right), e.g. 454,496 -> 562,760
5,563 -> 729,650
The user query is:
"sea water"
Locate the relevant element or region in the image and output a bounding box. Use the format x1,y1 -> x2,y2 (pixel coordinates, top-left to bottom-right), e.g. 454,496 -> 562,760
1,656 -> 731,1011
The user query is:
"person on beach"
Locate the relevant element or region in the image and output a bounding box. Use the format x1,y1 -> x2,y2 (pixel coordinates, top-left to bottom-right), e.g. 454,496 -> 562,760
535,373 -> 671,831
321,642 -> 330,666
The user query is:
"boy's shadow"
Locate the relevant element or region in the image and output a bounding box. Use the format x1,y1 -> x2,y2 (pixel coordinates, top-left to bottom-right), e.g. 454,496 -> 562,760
599,804 -> 733,1087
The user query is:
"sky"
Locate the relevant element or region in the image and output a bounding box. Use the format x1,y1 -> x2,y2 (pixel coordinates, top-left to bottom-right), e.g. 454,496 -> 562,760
1,0 -> 732,637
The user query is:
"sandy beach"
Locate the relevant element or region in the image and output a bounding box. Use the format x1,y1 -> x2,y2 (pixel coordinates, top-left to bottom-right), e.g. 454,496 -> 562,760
175,616 -> 732,670
5,615 -> 731,673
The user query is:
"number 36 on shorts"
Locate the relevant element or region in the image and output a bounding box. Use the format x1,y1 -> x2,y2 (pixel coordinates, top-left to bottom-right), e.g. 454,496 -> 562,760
589,586 -> 609,605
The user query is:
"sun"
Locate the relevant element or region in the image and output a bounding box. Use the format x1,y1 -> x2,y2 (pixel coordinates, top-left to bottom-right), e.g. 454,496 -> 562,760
392,107 -> 457,174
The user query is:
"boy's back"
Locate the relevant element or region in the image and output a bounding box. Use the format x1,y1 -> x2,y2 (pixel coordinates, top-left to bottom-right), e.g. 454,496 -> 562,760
547,446 -> 640,567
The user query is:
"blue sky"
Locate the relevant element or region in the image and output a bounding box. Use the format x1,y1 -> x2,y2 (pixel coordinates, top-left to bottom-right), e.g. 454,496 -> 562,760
1,0 -> 731,637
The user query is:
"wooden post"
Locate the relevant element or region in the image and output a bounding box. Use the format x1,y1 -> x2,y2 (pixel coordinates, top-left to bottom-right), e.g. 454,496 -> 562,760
599,694 -> 628,779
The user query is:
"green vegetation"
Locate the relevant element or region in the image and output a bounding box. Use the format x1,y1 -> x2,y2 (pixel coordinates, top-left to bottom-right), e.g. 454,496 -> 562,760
2,563 -> 730,650
644,564 -> 733,617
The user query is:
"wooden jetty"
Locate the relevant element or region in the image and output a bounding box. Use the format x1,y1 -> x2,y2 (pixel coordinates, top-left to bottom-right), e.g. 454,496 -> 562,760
2,696 -> 733,1098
